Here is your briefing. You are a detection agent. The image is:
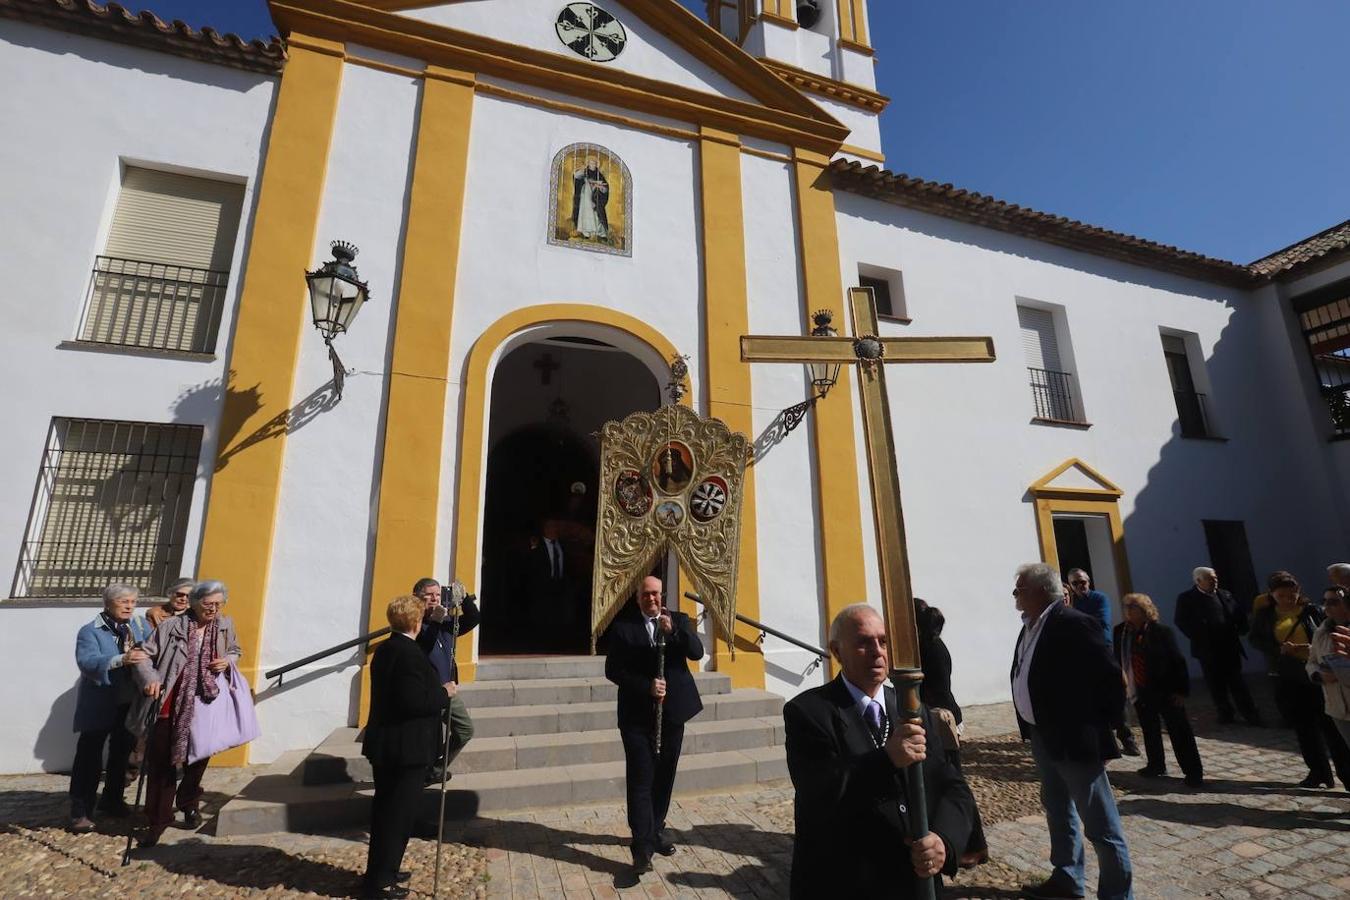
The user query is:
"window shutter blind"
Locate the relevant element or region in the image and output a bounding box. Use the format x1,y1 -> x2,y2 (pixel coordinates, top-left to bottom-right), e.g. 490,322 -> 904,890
1018,306 -> 1062,371
1160,334 -> 1188,355
103,167 -> 244,271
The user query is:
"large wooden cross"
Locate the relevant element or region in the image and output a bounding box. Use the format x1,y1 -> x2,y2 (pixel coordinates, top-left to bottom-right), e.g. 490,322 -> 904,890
741,286 -> 994,896
742,286 -> 995,672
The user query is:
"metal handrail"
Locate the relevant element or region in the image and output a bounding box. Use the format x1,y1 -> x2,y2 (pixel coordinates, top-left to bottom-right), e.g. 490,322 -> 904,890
264,626 -> 391,684
683,591 -> 828,677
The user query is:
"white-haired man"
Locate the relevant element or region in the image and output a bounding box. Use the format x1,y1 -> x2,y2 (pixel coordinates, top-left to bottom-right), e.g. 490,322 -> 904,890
1175,566 -> 1261,726
1013,563 -> 1132,900
784,603 -> 976,898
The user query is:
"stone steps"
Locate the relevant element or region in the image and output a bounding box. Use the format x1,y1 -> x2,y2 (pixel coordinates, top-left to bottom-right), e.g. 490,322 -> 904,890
216,657 -> 788,837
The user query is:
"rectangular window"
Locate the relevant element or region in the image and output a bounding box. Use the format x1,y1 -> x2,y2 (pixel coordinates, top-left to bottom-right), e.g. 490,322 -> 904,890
1202,520 -> 1257,607
12,419 -> 202,600
1018,304 -> 1083,423
78,166 -> 244,354
856,264 -> 907,321
1161,332 -> 1214,438
1294,282 -> 1350,436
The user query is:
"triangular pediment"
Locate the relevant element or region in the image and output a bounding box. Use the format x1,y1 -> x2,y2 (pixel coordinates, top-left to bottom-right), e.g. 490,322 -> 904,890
1030,458 -> 1123,499
271,0 -> 848,150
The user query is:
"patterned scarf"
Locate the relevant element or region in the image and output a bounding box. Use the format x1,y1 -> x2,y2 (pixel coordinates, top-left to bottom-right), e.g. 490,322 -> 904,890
100,611 -> 130,652
169,616 -> 221,765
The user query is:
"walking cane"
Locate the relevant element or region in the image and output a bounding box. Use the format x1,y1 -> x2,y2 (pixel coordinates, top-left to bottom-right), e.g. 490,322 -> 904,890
121,700 -> 159,867
432,588 -> 466,898
654,616 -> 667,757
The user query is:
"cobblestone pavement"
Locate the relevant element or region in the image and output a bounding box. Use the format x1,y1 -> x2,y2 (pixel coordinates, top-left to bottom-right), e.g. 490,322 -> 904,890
4,686 -> 1350,898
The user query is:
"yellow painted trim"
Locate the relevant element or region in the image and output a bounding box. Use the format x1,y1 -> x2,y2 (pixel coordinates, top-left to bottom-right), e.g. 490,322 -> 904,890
836,0 -> 870,48
357,70 -> 476,724
1030,457 -> 1124,498
451,306 -> 685,673
699,126 -> 764,688
759,58 -> 889,113
741,145 -> 792,164
270,0 -> 848,152
761,10 -> 799,29
792,148 -> 868,676
195,36 -> 345,765
839,37 -> 873,56
839,143 -> 885,164
345,53 -> 422,79
1034,497 -> 1133,596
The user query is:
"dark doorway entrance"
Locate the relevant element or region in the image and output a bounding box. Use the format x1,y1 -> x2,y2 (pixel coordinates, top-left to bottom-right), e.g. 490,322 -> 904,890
476,337 -> 660,654
1202,520 -> 1258,607
1053,518 -> 1091,582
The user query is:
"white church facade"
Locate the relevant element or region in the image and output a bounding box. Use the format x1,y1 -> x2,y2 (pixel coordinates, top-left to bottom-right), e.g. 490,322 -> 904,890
2,0 -> 1349,774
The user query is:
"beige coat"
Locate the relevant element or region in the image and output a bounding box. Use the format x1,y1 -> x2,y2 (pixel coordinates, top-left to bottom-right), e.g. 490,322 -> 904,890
1307,619 -> 1350,721
126,613 -> 241,737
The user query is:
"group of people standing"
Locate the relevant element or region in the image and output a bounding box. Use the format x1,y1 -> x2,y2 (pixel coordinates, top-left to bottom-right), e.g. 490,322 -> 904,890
69,578 -> 241,848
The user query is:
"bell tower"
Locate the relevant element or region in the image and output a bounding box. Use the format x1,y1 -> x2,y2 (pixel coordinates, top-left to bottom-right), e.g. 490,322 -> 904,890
707,0 -> 887,161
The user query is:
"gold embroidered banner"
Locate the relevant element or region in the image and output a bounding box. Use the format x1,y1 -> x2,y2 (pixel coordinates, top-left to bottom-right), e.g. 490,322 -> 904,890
590,402 -> 749,651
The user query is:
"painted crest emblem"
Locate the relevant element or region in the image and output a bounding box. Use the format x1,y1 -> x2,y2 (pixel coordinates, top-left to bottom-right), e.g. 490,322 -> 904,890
613,469 -> 651,517
654,500 -> 685,529
651,440 -> 694,495
689,476 -> 728,523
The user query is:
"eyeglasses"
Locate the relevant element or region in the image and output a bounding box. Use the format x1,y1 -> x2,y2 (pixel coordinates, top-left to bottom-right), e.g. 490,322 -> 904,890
1069,580 -> 1089,586
198,602 -> 222,611
171,591 -> 191,599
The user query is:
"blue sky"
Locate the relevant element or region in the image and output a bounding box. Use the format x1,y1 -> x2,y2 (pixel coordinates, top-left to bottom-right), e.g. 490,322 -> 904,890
123,0 -> 1350,263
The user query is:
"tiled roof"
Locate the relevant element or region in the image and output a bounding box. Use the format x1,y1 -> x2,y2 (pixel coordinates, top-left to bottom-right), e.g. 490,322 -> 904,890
1248,219 -> 1350,279
829,159 -> 1256,288
0,0 -> 285,74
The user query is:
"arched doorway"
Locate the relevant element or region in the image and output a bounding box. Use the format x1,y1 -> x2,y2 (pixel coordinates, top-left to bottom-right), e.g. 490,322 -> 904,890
478,336 -> 661,654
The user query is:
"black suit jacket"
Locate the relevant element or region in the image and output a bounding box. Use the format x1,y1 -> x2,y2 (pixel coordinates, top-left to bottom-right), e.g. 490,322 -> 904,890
603,605 -> 704,729
1012,602 -> 1124,763
416,598 -> 480,684
362,633 -> 450,768
783,676 -> 976,898
1113,621 -> 1190,699
1174,586 -> 1248,661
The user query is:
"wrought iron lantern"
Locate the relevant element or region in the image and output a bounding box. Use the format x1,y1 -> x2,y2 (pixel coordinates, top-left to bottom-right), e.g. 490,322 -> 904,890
808,309 -> 841,397
306,241 -> 370,397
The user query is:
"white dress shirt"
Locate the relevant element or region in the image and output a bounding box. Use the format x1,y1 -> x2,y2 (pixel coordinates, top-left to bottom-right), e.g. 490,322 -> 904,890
841,675 -> 887,721
1013,600 -> 1060,726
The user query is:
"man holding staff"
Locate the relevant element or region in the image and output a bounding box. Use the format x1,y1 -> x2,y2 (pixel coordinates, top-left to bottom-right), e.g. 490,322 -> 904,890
784,603 -> 976,898
603,575 -> 704,884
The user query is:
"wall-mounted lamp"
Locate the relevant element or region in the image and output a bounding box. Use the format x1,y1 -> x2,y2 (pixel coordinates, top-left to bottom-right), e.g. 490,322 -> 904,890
306,240 -> 370,398
777,308 -> 840,435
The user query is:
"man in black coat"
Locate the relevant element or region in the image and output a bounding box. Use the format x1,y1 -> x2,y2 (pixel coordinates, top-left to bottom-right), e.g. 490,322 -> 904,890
784,603 -> 976,899
1113,596 -> 1204,785
362,595 -> 453,899
603,575 -> 704,882
1175,566 -> 1261,725
1012,563 -> 1133,900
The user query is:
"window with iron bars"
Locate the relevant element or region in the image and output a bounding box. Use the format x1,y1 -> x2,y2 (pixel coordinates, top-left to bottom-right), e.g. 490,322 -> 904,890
1295,283 -> 1350,437
11,419 -> 202,600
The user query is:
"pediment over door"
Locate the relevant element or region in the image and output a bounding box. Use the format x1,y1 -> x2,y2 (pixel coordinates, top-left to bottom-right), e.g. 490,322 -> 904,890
1029,458 -> 1123,500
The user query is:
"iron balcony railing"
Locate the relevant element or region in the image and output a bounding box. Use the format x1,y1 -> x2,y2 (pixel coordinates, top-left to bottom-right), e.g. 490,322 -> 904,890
1173,390 -> 1212,438
77,256 -> 229,354
1028,367 -> 1082,423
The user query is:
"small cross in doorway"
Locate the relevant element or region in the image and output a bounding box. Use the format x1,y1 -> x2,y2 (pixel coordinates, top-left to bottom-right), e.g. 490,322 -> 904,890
534,352 -> 560,386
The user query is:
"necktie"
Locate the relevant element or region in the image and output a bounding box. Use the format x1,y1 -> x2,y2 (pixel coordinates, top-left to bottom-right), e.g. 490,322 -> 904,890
864,699 -> 884,743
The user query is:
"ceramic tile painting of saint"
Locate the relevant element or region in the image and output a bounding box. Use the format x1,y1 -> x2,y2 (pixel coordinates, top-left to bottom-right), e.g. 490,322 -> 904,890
548,143 -> 632,256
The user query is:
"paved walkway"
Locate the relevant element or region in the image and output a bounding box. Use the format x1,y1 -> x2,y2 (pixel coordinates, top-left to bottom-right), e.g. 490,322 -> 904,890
3,686 -> 1350,898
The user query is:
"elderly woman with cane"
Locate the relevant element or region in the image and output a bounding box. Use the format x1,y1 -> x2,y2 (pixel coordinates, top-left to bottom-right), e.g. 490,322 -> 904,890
361,594 -> 455,900
69,583 -> 153,832
129,579 -> 240,847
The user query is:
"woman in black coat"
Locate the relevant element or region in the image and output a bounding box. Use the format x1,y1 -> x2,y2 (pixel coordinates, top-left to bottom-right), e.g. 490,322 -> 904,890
916,598 -> 988,867
1113,593 -> 1204,786
360,595 -> 453,899
1251,573 -> 1350,789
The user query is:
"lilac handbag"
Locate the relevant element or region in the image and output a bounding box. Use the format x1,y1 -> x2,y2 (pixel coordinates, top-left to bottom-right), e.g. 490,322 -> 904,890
187,662 -> 261,764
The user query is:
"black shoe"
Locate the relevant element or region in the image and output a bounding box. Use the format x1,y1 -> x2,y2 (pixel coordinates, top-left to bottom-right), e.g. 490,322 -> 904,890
137,829 -> 161,849
1299,773 -> 1334,789
1136,765 -> 1167,778
182,809 -> 202,829
97,799 -> 131,818
655,827 -> 676,856
396,871 -> 411,883
1184,775 -> 1204,788
1119,737 -> 1141,757
1021,876 -> 1085,899
358,884 -> 410,900
424,767 -> 452,785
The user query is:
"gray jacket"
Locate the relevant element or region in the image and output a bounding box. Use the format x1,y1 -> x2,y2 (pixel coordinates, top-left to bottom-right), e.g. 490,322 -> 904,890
1308,619 -> 1350,721
127,613 -> 241,737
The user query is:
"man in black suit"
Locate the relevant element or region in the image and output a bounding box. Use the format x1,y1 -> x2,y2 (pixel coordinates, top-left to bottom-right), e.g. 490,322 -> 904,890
1175,566 -> 1261,725
784,603 -> 977,898
361,595 -> 454,899
1013,563 -> 1133,900
603,575 -> 704,884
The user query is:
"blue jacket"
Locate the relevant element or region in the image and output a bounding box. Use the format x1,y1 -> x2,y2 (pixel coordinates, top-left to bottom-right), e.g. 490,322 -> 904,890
1073,589 -> 1113,643
73,614 -> 153,733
